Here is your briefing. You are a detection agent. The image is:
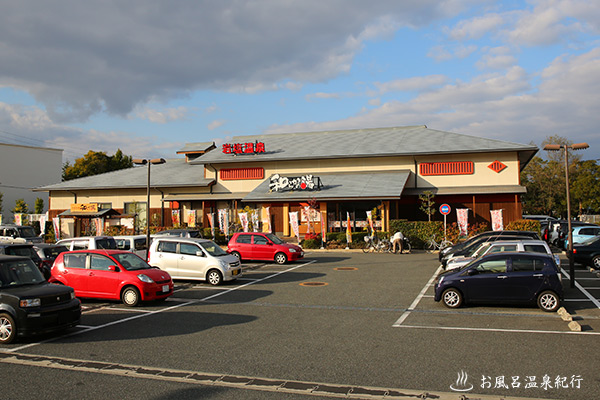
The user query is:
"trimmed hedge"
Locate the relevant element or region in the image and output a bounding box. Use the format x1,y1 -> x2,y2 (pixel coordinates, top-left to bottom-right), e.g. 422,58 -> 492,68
389,220 -> 488,249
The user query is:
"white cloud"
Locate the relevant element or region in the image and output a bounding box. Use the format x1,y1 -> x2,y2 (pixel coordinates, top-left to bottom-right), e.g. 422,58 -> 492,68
0,1 -> 461,122
374,75 -> 447,95
448,13 -> 505,40
207,120 -> 226,130
305,92 -> 342,101
265,48 -> 600,159
476,46 -> 518,70
135,106 -> 189,124
428,44 -> 477,61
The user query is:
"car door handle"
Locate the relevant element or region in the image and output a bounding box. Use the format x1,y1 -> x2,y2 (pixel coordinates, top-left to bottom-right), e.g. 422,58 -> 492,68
497,275 -> 508,279
533,274 -> 544,277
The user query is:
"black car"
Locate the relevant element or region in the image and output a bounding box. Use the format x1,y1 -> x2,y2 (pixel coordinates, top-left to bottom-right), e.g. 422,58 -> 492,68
33,244 -> 69,279
440,231 -> 541,267
0,243 -> 46,278
573,236 -> 600,269
435,252 -> 563,312
0,255 -> 81,344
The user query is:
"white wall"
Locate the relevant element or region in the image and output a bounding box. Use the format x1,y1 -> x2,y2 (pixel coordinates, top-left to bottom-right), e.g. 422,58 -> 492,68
0,143 -> 63,223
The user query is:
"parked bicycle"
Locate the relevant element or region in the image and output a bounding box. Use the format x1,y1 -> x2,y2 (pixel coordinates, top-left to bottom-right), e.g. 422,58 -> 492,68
363,235 -> 392,253
424,234 -> 453,252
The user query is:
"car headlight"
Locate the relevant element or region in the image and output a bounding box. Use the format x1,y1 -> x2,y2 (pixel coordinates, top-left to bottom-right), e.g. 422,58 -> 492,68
220,260 -> 230,269
20,298 -> 41,308
137,274 -> 154,283
437,276 -> 444,286
289,249 -> 297,253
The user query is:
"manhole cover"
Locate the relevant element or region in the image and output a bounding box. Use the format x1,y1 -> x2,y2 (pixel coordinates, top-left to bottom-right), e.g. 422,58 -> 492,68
299,282 -> 328,287
334,267 -> 358,271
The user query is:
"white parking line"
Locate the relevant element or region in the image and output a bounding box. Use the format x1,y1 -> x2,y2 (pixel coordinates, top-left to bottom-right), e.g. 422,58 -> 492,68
561,268 -> 600,309
396,324 -> 600,336
393,266 -> 442,327
7,260 -> 316,353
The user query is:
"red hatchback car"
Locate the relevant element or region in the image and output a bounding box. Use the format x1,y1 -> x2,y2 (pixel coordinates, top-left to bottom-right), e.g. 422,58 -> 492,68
227,232 -> 304,264
50,250 -> 174,306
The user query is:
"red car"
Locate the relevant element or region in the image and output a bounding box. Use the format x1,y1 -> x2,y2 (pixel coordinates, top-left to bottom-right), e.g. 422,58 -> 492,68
50,250 -> 173,306
227,232 -> 304,264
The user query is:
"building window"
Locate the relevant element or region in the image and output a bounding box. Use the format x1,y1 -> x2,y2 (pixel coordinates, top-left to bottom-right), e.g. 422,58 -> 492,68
220,167 -> 265,180
95,202 -> 112,210
419,161 -> 474,176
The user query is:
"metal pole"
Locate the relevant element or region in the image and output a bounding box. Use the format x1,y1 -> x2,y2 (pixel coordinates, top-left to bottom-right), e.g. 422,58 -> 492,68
564,146 -> 575,288
146,161 -> 151,259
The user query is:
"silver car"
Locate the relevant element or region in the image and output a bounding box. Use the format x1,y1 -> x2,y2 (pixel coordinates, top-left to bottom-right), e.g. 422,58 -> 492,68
147,237 -> 241,285
445,240 -> 559,271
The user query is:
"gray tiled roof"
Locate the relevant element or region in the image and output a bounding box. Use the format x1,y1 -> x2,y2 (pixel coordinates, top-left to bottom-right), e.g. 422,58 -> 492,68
192,126 -> 538,166
243,171 -> 411,202
35,158 -> 213,191
177,142 -> 215,153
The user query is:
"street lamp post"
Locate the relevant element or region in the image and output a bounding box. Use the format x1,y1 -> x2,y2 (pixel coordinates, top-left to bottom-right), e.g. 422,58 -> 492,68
133,158 -> 166,258
543,142 -> 589,288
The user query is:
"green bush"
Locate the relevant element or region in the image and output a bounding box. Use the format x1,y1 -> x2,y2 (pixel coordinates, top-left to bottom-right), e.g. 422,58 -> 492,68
389,220 -> 488,248
506,219 -> 541,235
301,238 -> 321,249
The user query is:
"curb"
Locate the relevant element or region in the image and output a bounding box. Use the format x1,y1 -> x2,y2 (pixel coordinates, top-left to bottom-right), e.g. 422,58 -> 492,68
557,307 -> 581,331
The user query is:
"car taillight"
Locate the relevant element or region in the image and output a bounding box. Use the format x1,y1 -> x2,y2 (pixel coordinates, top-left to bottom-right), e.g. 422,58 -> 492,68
572,249 -> 577,254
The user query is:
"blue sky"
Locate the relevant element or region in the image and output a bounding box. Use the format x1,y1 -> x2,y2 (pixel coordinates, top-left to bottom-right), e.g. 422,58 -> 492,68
0,0 -> 599,162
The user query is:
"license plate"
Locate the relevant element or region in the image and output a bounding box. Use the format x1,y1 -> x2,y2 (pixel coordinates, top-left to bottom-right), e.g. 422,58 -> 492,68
232,269 -> 239,276
162,285 -> 169,293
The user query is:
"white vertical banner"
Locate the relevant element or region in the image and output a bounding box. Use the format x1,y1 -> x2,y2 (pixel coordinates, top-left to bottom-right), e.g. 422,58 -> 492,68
39,213 -> 48,236
456,208 -> 469,236
239,212 -> 249,232
218,209 -> 226,233
251,211 -> 260,232
303,206 -> 312,233
209,213 -> 215,238
289,212 -> 300,242
53,217 -> 61,240
490,209 -> 504,231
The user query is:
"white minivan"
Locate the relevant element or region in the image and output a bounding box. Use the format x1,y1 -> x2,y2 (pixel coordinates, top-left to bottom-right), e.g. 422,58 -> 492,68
445,240 -> 559,271
114,235 -> 148,258
56,236 -> 118,251
147,237 -> 241,285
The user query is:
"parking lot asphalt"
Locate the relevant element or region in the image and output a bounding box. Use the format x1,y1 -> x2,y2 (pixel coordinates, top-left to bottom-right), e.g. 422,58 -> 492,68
1,251 -> 599,399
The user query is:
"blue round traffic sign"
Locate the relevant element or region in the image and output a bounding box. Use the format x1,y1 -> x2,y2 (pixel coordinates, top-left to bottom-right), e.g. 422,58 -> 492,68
439,204 -> 451,215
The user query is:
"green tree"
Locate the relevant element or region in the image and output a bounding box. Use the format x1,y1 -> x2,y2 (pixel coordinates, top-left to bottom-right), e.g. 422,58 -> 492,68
419,190 -> 436,222
34,198 -> 45,214
12,199 -> 29,214
571,160 -> 600,214
62,149 -> 133,181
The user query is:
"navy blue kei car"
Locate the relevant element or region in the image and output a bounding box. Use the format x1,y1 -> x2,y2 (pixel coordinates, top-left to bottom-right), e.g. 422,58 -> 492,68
434,252 -> 563,312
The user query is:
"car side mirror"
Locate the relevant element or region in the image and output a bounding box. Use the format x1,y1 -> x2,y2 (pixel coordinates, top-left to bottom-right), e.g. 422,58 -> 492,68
196,251 -> 205,257
467,269 -> 478,276
267,242 -> 273,246
108,265 -> 119,272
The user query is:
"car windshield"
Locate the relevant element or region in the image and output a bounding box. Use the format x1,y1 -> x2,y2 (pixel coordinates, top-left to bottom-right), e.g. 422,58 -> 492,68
17,226 -> 37,238
265,233 -> 284,244
200,241 -> 228,256
0,259 -> 45,287
111,253 -> 151,271
468,243 -> 491,258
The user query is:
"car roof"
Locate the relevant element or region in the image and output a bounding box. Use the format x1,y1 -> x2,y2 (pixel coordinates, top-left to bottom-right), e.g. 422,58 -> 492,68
113,235 -> 147,239
58,236 -> 116,241
0,254 -> 32,261
0,243 -> 33,248
61,249 -> 131,255
480,251 -> 553,259
153,237 -> 211,244
487,239 -> 548,245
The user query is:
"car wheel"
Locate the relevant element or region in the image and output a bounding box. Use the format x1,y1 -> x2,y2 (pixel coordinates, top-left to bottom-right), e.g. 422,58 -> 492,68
0,313 -> 16,344
274,252 -> 288,265
537,290 -> 560,312
231,251 -> 242,261
592,255 -> 600,269
121,286 -> 141,307
207,269 -> 223,286
441,288 -> 463,308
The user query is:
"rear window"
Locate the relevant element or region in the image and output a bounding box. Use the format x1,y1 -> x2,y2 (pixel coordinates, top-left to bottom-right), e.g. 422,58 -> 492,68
236,234 -> 252,244
523,244 -> 548,254
64,253 -> 87,269
43,246 -> 68,258
511,256 -> 546,272
157,241 -> 177,253
5,246 -> 37,259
